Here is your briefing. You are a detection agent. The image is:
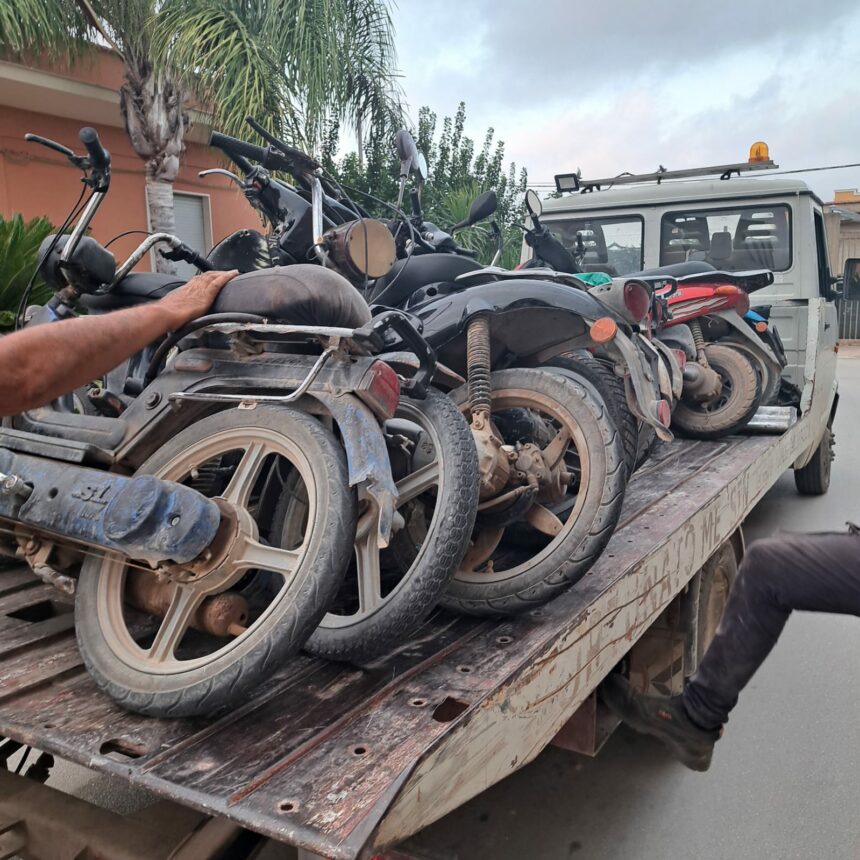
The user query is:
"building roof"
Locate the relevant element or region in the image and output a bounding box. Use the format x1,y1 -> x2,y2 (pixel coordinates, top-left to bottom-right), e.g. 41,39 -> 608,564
542,177 -> 818,214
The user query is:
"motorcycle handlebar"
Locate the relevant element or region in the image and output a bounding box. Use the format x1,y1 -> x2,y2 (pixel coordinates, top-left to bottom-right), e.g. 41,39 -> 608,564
79,127 -> 110,171
209,131 -> 267,171
209,130 -> 320,178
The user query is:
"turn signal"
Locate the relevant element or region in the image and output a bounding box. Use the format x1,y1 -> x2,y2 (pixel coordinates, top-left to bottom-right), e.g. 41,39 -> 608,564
589,317 -> 618,343
749,141 -> 770,163
754,320 -> 768,333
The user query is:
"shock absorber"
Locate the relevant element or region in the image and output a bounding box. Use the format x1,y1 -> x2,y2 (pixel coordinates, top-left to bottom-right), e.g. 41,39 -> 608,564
465,314 -> 510,499
467,314 -> 493,422
689,319 -> 709,367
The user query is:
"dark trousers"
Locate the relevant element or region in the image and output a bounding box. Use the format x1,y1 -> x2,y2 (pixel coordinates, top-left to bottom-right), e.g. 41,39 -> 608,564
682,531 -> 860,730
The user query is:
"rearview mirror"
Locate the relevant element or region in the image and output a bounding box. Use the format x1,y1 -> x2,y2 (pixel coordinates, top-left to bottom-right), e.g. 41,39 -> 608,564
415,151 -> 428,181
525,189 -> 542,217
843,257 -> 860,299
395,129 -> 419,179
468,189 -> 498,224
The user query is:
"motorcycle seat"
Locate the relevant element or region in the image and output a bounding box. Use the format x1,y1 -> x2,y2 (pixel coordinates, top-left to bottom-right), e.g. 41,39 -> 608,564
82,273 -> 186,311
213,264 -> 371,328
632,261 -> 717,278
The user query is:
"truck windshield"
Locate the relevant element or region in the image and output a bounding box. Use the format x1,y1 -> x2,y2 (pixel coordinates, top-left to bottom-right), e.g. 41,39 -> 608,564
546,216 -> 644,276
660,204 -> 792,272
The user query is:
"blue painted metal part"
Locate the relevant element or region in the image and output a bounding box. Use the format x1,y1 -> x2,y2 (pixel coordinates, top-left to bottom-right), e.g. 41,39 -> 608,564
0,449 -> 220,564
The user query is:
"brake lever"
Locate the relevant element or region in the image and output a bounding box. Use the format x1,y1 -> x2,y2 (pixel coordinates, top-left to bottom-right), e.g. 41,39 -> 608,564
199,168 -> 244,188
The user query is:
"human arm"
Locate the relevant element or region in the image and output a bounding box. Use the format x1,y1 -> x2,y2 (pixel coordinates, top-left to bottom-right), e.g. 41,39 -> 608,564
0,269 -> 238,417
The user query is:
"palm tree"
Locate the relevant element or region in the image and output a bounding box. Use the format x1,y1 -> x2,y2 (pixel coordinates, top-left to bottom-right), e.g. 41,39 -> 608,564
0,0 -> 401,271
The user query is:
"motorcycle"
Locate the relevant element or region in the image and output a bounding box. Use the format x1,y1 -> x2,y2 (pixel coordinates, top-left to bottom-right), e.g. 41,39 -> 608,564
2,127 -> 477,716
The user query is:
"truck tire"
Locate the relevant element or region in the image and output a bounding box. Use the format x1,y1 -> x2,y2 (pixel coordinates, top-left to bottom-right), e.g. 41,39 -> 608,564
671,344 -> 761,440
694,542 -> 738,666
545,351 -> 639,478
443,368 -> 626,616
76,406 -> 355,718
293,390 -> 479,662
794,424 -> 834,495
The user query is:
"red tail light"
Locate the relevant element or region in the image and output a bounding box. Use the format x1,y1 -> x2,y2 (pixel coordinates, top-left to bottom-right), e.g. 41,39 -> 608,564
656,398 -> 672,427
672,348 -> 687,370
623,281 -> 651,322
357,360 -> 400,418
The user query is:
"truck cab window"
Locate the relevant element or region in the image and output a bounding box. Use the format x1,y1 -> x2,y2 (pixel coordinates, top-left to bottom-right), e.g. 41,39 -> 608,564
812,209 -> 832,298
546,216 -> 644,276
660,204 -> 792,272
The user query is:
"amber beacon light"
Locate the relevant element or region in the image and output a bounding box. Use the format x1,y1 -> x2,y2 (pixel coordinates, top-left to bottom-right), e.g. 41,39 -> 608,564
749,141 -> 770,163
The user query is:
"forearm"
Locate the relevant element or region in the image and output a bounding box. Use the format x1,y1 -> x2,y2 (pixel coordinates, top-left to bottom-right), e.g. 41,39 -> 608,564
0,304 -> 180,416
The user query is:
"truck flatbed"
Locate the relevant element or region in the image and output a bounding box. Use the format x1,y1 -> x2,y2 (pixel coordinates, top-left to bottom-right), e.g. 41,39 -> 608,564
0,400 -> 826,859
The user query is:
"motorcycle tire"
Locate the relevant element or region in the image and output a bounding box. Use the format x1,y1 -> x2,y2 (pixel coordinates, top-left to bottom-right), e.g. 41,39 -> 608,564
443,368 -> 626,616
76,406 -> 355,718
283,389 -> 479,663
545,351 -> 639,479
671,344 -> 761,440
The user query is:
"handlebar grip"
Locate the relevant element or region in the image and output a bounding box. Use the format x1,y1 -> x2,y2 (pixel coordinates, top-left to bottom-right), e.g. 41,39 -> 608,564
209,131 -> 266,171
79,127 -> 110,171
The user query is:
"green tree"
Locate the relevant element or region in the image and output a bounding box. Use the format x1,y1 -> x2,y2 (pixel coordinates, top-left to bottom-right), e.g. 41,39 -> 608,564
329,102 -> 528,267
0,214 -> 54,330
0,0 -> 401,271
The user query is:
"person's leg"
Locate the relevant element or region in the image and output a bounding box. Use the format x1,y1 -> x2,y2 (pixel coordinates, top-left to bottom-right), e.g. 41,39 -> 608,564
602,531 -> 860,770
683,532 -> 860,729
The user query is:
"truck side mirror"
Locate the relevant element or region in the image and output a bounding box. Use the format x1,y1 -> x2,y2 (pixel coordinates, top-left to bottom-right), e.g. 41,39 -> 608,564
843,257 -> 860,299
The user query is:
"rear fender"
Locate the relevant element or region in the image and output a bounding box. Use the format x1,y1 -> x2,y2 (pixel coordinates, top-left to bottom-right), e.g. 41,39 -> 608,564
710,310 -> 783,370
311,392 -> 398,548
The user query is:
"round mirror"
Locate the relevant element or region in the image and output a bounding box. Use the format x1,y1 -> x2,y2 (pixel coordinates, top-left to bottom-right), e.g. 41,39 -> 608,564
415,151 -> 428,180
525,189 -> 542,217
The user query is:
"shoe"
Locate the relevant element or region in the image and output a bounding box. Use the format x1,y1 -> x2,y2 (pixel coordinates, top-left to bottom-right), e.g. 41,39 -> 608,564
600,674 -> 721,771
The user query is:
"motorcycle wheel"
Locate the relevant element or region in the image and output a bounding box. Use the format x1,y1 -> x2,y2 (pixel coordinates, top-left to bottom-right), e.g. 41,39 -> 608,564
721,339 -> 782,406
443,368 -> 627,616
278,389 -> 479,662
75,406 -> 355,718
671,344 -> 761,440
544,351 -> 639,479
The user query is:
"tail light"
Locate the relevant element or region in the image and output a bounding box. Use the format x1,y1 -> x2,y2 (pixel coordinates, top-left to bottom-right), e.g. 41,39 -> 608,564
656,398 -> 672,427
754,320 -> 768,333
357,359 -> 400,419
714,283 -> 750,316
672,348 -> 687,370
623,281 -> 651,322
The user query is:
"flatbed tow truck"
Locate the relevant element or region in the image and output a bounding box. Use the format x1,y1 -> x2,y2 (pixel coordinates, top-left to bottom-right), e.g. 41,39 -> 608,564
0,153 -> 840,859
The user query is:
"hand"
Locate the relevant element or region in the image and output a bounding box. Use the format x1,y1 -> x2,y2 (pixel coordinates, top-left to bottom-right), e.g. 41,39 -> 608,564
158,270 -> 239,328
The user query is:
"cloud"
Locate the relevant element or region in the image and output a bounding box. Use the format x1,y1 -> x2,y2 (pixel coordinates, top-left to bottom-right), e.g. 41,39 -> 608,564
391,0 -> 860,199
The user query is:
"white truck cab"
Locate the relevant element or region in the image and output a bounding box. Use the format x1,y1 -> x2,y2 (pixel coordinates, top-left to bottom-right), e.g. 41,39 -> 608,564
537,160 -> 839,442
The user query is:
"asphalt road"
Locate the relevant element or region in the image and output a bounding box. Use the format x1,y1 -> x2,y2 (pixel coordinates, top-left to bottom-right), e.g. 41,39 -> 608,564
34,356 -> 860,860
404,353 -> 860,860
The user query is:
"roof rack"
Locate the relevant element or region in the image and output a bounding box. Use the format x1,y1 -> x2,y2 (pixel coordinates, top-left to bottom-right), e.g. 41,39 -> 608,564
555,159 -> 779,194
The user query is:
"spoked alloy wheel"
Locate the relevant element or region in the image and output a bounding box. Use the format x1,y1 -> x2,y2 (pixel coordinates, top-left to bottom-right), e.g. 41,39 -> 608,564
443,369 -> 627,616
671,344 -> 761,440
76,406 -> 355,717
281,390 -> 478,662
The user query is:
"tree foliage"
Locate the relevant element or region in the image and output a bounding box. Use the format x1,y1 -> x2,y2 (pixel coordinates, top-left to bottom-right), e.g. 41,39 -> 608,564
0,215 -> 54,330
325,102 -> 528,268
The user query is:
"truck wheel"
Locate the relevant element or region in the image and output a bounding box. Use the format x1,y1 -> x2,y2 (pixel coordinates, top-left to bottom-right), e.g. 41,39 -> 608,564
544,351 -> 639,479
694,542 -> 738,666
76,406 -> 355,718
794,425 -> 834,495
285,389 -> 479,663
443,368 -> 626,616
671,344 -> 761,440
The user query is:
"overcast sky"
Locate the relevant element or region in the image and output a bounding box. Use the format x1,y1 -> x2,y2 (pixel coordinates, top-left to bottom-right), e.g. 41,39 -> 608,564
390,0 -> 860,200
